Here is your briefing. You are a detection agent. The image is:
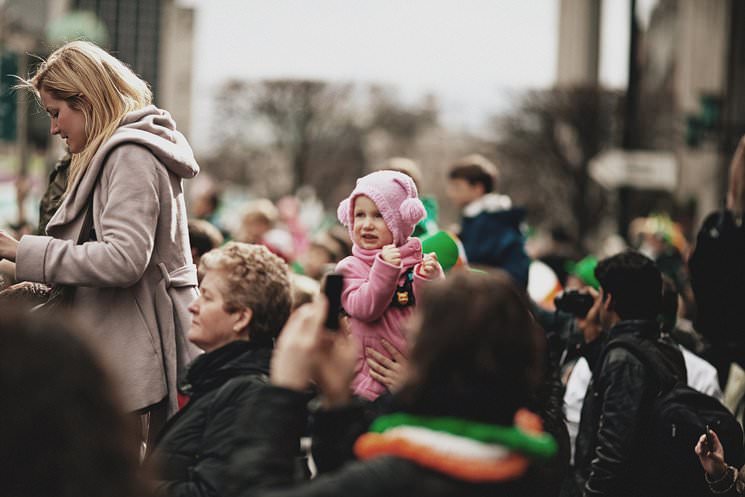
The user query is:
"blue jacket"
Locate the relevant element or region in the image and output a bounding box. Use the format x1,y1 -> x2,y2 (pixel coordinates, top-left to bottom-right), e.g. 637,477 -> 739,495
459,194 -> 530,288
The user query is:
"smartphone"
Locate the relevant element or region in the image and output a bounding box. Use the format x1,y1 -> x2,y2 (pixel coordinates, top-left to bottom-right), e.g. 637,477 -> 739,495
705,424 -> 714,452
323,273 -> 344,331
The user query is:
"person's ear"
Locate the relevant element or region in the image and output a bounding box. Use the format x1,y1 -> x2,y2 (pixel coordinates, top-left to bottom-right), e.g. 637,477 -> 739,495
233,307 -> 253,335
474,182 -> 486,197
602,291 -> 613,312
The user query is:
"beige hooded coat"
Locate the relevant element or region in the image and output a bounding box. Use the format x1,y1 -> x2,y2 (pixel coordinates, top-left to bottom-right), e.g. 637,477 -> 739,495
16,106 -> 201,415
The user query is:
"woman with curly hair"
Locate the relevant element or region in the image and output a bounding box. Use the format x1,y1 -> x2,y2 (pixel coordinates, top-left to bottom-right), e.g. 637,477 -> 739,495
149,242 -> 293,497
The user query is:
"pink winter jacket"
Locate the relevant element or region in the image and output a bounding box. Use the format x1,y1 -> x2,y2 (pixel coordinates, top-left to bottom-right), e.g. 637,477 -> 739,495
335,237 -> 444,400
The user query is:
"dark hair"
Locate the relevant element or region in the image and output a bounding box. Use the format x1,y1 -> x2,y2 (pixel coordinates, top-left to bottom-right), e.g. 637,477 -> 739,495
203,190 -> 220,212
0,308 -> 149,497
447,154 -> 499,193
660,275 -> 678,334
188,219 -> 224,258
398,270 -> 544,425
595,251 -> 662,321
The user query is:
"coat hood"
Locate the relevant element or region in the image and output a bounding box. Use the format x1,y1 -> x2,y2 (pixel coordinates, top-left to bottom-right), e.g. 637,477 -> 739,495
46,105 -> 198,231
115,106 -> 199,179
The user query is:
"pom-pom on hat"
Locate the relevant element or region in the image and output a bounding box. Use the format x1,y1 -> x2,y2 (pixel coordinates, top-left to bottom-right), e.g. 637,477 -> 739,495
338,170 -> 426,246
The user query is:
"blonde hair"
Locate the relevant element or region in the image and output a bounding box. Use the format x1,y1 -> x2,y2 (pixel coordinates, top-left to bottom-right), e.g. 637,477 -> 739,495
728,135 -> 745,215
199,242 -> 292,342
241,199 -> 278,226
17,41 -> 152,192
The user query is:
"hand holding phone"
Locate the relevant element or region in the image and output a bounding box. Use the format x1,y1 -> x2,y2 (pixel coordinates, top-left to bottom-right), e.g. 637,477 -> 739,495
704,425 -> 715,453
323,273 -> 344,331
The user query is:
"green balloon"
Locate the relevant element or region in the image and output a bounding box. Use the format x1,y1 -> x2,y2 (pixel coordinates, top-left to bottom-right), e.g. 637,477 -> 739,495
421,231 -> 459,271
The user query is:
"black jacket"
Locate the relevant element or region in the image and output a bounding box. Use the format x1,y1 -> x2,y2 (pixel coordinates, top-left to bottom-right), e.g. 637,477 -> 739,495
151,341 -> 271,497
228,385 -> 549,497
572,320 -> 686,497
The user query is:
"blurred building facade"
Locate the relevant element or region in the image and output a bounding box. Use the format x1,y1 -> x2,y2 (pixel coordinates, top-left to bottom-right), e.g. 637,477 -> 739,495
0,0 -> 194,228
557,0 -> 744,233
0,0 -> 194,140
70,0 -> 195,137
557,0 -> 600,88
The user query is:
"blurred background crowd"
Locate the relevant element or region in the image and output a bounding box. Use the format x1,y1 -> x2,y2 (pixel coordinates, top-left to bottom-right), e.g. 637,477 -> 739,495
1,0 -> 742,257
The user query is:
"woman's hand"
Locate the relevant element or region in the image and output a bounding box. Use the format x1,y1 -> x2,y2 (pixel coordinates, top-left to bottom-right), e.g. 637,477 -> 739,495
271,297 -> 358,408
417,252 -> 439,279
0,230 -> 19,262
366,339 -> 409,393
695,429 -> 728,481
315,324 -> 358,408
271,299 -> 327,392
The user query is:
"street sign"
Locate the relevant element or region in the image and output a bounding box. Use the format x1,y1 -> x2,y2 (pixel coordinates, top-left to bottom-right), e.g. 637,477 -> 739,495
589,149 -> 678,191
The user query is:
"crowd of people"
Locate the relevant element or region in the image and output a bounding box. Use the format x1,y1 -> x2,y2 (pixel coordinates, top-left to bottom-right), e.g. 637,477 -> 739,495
3,40 -> 745,497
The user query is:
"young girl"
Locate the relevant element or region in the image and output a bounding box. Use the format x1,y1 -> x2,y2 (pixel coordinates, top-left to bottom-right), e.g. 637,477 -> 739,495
336,170 -> 443,400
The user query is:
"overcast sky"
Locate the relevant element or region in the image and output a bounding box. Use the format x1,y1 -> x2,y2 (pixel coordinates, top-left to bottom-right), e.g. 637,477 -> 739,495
182,0 -> 630,154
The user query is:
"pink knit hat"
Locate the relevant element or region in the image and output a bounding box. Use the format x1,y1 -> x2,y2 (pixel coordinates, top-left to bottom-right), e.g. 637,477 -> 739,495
337,170 -> 426,246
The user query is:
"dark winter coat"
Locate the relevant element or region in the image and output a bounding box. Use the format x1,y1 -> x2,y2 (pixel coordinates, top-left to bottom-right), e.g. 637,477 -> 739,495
572,320 -> 686,497
37,154 -> 70,235
151,341 -> 271,497
227,385 -> 548,497
458,197 -> 530,288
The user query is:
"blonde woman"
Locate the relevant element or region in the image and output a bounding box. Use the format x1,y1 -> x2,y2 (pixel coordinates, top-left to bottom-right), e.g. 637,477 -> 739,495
0,41 -> 200,443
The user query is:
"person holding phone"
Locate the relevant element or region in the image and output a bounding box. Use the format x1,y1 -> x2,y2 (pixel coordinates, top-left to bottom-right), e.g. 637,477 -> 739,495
335,170 -> 444,401
696,428 -> 744,495
228,270 -> 557,497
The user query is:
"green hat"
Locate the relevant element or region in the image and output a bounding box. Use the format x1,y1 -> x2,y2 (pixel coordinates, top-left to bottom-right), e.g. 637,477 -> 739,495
566,256 -> 600,290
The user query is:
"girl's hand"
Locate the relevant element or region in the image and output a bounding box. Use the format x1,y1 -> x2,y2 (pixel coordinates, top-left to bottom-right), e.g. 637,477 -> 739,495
0,230 -> 19,262
366,339 -> 409,393
418,252 -> 439,279
695,429 -> 728,480
381,244 -> 401,266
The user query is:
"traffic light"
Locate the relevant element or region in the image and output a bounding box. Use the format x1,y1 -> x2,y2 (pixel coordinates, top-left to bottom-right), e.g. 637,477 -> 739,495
0,51 -> 19,142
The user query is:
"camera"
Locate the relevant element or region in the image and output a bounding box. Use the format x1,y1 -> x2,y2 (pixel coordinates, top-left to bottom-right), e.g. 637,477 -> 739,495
554,290 -> 595,317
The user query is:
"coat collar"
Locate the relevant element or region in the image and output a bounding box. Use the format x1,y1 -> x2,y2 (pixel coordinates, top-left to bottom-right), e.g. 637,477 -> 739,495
608,319 -> 661,341
463,193 -> 512,218
179,341 -> 271,396
351,237 -> 423,267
